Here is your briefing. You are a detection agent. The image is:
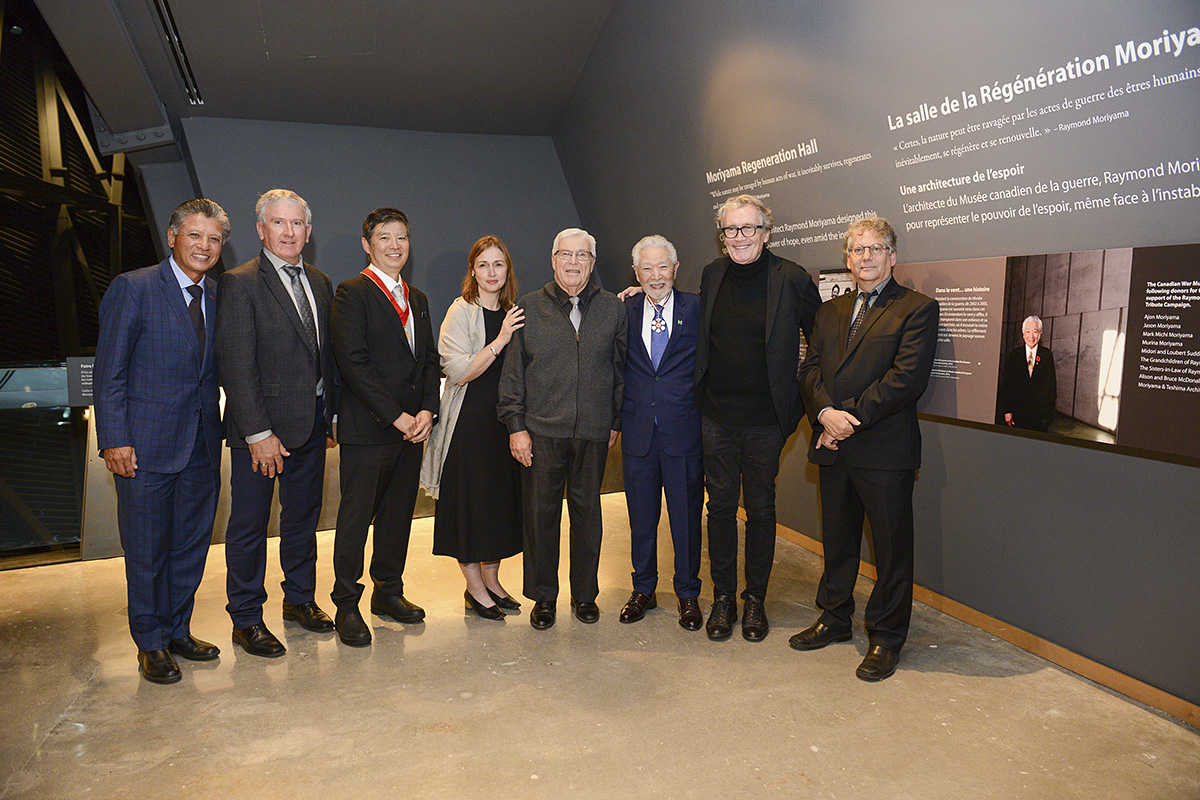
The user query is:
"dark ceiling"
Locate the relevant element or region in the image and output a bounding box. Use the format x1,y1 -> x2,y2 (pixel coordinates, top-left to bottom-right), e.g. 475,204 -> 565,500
32,0 -> 616,164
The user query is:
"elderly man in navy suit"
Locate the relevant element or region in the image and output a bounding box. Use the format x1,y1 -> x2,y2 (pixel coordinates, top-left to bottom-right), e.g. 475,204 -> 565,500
95,198 -> 228,684
618,236 -> 705,631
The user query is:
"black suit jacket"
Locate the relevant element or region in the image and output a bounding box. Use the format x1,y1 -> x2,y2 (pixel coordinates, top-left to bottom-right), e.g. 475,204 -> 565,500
799,279 -> 939,470
215,252 -> 336,449
695,249 -> 821,438
330,272 -> 441,445
998,343 -> 1056,431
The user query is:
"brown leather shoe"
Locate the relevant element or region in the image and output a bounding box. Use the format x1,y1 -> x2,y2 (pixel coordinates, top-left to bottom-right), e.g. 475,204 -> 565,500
619,591 -> 657,623
677,597 -> 703,631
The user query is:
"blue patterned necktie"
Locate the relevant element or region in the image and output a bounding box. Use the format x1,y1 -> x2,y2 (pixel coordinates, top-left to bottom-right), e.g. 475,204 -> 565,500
649,296 -> 668,369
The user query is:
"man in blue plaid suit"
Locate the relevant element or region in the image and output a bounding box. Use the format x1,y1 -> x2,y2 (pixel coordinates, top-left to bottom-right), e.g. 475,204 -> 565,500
94,198 -> 228,685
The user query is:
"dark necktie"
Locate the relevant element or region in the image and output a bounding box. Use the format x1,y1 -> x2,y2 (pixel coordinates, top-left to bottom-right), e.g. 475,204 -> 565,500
847,289 -> 875,346
649,298 -> 667,369
187,284 -> 205,352
282,265 -> 320,363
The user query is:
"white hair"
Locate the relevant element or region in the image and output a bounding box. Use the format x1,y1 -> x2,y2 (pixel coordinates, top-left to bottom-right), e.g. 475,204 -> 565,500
630,235 -> 678,266
1022,315 -> 1043,331
552,227 -> 596,257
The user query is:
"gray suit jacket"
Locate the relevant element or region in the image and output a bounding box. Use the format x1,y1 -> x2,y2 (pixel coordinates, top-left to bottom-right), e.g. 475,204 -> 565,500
215,251 -> 336,449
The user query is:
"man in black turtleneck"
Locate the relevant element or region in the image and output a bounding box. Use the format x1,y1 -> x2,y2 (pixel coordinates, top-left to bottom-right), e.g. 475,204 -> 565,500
695,194 -> 821,642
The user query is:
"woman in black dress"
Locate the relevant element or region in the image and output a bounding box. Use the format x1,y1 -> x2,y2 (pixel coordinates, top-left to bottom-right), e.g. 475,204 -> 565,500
419,236 -> 524,619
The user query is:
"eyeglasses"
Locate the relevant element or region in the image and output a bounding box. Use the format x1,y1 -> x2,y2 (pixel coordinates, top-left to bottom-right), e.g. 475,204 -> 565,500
719,224 -> 765,239
555,250 -> 594,263
849,244 -> 893,258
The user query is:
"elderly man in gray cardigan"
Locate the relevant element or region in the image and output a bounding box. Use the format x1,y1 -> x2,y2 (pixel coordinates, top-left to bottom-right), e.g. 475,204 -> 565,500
498,227 -> 627,630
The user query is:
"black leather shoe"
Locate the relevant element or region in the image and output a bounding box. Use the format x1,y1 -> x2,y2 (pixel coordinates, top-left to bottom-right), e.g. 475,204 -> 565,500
168,635 -> 220,661
571,597 -> 600,623
678,597 -> 703,631
371,593 -> 426,624
282,601 -> 334,632
487,589 -> 521,610
232,623 -> 286,658
137,649 -> 181,684
742,596 -> 769,641
335,608 -> 372,647
706,594 -> 738,641
530,600 -> 556,630
856,644 -> 898,682
619,591 -> 656,623
789,620 -> 853,651
465,590 -> 505,620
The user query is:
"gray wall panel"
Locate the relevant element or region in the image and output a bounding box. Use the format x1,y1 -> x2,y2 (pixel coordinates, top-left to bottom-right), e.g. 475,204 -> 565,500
555,0 -> 1200,706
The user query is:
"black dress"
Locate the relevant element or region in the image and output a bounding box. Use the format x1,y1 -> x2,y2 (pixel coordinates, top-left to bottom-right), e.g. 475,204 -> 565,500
432,307 -> 523,562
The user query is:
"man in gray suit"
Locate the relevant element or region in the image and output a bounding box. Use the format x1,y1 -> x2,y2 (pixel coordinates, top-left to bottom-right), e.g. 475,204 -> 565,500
215,189 -> 338,658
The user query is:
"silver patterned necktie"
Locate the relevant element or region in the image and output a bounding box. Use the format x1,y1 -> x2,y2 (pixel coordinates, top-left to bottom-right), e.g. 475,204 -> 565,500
569,296 -> 582,333
282,265 -> 319,362
392,285 -> 411,346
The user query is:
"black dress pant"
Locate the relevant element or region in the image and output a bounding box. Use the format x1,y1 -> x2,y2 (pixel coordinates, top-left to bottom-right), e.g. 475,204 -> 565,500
331,438 -> 422,608
816,456 -> 915,652
522,433 -> 608,604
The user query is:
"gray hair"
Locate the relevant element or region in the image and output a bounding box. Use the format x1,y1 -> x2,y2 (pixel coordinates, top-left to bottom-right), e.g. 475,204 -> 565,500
1022,315 -> 1043,331
716,194 -> 773,231
552,227 -> 597,258
255,189 -> 312,225
843,216 -> 897,259
631,234 -> 678,266
167,198 -> 230,243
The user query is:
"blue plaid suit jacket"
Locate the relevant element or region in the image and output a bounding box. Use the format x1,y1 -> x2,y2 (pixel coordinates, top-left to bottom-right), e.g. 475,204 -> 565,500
94,259 -> 222,473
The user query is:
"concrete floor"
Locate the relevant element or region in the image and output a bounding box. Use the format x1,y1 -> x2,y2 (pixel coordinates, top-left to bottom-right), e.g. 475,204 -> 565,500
1,493 -> 1197,800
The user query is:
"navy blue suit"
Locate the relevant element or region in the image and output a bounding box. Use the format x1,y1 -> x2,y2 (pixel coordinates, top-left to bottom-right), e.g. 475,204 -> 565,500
94,259 -> 221,652
621,292 -> 704,598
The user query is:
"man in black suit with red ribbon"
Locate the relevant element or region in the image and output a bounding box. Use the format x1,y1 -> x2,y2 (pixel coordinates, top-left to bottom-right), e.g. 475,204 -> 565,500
328,207 -> 440,646
998,315 -> 1056,432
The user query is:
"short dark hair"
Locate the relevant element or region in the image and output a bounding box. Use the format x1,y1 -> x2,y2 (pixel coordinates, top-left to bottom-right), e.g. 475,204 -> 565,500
362,208 -> 410,241
168,198 -> 230,242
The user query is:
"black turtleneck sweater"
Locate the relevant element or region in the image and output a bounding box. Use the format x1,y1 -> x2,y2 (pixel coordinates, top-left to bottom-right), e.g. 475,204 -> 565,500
700,250 -> 777,426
